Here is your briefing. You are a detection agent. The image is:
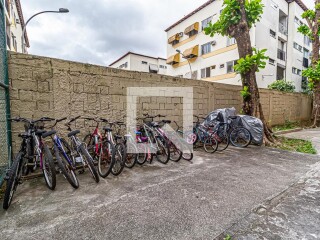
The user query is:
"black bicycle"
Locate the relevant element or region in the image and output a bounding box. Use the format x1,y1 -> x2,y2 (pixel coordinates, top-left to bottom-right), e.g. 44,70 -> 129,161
3,117 -> 56,210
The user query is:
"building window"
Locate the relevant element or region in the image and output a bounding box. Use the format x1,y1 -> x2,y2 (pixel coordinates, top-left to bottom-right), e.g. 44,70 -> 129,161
119,62 -> 128,69
201,42 -> 211,55
269,58 -> 275,65
159,65 -> 167,69
201,16 -> 212,31
292,67 -> 302,75
226,60 -> 238,73
201,67 -> 211,78
227,37 -> 236,46
270,0 -> 278,9
270,29 -> 276,38
304,35 -> 311,46
293,42 -> 303,52
294,17 -> 300,25
142,61 -> 148,65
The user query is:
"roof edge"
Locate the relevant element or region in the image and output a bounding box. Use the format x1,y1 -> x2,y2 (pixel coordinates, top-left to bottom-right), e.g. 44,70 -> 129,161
15,0 -> 29,47
109,52 -> 166,66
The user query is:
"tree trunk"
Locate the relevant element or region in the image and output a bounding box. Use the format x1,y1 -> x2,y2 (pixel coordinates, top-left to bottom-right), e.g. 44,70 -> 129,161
230,0 -> 274,143
310,1 -> 320,127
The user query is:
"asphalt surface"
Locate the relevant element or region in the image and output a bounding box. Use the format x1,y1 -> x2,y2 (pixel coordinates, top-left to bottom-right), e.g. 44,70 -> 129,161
0,146 -> 319,240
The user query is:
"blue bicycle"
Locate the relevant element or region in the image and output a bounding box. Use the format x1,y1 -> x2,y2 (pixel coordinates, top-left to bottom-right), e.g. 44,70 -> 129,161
46,117 -> 79,189
183,115 -> 219,153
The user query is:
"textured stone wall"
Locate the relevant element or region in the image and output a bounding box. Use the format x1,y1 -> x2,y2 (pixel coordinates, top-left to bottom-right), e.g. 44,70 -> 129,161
8,52 -> 312,149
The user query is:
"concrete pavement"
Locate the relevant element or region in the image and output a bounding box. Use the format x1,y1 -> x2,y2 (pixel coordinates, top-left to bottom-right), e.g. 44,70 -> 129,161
0,146 -> 319,240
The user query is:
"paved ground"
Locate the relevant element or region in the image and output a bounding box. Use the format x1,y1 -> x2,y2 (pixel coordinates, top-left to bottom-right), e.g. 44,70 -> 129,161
0,145 -> 319,240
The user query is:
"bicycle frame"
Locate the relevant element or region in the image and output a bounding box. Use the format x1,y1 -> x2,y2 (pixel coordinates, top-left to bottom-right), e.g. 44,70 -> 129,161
53,134 -> 75,168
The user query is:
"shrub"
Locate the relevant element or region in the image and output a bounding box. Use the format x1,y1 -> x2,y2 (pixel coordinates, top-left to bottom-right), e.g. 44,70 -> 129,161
268,79 -> 295,92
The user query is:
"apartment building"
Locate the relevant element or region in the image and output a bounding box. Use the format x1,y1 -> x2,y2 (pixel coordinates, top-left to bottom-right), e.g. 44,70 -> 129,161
109,52 -> 168,75
4,0 -> 29,53
165,0 -> 310,92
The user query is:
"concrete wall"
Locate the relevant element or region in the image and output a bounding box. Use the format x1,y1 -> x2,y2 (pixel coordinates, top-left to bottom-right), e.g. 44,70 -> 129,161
8,52 -> 312,148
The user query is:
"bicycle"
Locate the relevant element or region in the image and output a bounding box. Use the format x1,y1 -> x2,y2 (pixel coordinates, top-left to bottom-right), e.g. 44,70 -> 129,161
63,116 -> 99,183
3,117 -> 56,210
83,117 -> 115,178
185,115 -> 218,153
136,115 -> 170,164
46,117 -> 79,189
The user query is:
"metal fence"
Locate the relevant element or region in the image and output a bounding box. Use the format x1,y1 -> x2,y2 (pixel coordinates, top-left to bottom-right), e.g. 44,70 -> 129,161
0,0 -> 11,187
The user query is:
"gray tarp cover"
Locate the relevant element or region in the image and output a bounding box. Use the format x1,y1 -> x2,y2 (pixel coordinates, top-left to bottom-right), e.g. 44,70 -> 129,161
202,107 -> 264,145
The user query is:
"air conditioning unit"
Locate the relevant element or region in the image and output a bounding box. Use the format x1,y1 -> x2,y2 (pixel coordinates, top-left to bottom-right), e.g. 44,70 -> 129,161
178,32 -> 183,38
211,40 -> 217,46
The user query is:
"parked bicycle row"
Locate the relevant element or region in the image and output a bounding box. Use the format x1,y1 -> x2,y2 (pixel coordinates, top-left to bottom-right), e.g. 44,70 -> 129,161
2,112 -> 253,210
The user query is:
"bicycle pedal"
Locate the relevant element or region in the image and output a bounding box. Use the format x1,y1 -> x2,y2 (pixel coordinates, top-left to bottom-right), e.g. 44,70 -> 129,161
78,169 -> 85,174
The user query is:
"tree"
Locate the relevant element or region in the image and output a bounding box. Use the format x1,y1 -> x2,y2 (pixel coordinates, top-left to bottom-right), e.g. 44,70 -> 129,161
204,0 -> 274,142
268,79 -> 296,93
297,0 -> 320,127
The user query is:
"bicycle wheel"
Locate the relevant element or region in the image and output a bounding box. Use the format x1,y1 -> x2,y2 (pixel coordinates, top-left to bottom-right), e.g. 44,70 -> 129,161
155,135 -> 170,164
125,142 -> 138,168
111,143 -> 126,176
136,143 -> 147,165
79,144 -> 99,183
180,141 -> 194,161
230,127 -> 252,148
3,152 -> 23,210
203,136 -> 218,153
98,140 -> 115,178
216,129 -> 230,152
169,141 -> 182,162
54,144 -> 79,189
83,134 -> 95,157
42,145 -> 56,190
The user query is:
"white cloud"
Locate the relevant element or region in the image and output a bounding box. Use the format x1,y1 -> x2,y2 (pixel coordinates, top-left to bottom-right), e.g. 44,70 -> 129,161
21,0 -> 208,65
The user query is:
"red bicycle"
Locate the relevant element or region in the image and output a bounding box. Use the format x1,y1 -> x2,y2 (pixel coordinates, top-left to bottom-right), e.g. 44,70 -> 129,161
83,118 -> 115,178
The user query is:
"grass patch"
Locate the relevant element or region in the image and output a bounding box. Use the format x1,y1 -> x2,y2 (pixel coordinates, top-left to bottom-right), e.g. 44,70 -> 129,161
274,136 -> 317,154
272,120 -> 299,132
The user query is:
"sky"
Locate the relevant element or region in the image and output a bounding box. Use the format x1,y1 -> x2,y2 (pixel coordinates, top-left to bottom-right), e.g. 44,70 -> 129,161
20,0 -> 314,67
20,0 -> 208,66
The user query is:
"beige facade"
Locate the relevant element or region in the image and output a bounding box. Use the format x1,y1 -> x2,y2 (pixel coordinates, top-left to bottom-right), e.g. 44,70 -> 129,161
4,0 -> 29,53
165,0 -> 310,92
8,52 -> 312,150
109,52 -> 168,75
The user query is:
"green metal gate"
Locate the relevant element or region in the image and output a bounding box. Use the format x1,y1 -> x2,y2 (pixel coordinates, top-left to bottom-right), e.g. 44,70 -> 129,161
0,0 -> 11,187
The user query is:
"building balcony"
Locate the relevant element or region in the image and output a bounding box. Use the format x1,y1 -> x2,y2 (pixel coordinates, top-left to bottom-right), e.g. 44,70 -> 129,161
277,49 -> 286,61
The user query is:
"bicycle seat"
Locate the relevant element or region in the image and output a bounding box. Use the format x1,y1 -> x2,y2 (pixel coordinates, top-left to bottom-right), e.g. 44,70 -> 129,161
162,120 -> 171,124
18,132 -> 30,139
67,130 -> 80,137
103,127 -> 112,132
42,130 -> 57,138
35,130 -> 46,136
151,122 -> 159,127
114,134 -> 122,140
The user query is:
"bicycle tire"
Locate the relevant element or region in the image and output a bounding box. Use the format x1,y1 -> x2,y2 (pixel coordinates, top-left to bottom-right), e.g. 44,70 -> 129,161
216,128 -> 230,152
155,135 -> 170,164
42,145 -> 56,190
125,142 -> 138,168
169,141 -> 182,162
80,144 -> 100,183
98,140 -> 115,178
230,127 -> 252,148
3,152 -> 23,210
83,134 -> 95,157
54,145 -> 79,189
136,143 -> 147,165
111,143 -> 126,176
203,136 -> 218,153
181,142 -> 194,161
